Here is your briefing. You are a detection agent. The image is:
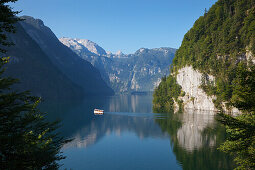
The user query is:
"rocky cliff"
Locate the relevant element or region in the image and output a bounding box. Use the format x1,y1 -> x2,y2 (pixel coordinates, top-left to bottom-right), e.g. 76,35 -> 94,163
175,66 -> 217,112
174,66 -> 242,114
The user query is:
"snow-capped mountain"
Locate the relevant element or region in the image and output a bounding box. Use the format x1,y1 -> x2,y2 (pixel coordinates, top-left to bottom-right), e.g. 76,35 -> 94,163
59,37 -> 176,93
60,37 -> 107,56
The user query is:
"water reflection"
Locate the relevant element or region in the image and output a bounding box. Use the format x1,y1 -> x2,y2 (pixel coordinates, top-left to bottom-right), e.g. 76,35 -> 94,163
155,109 -> 235,170
62,112 -> 168,149
40,94 -> 235,170
108,94 -> 153,113
41,94 -> 168,150
176,110 -> 216,151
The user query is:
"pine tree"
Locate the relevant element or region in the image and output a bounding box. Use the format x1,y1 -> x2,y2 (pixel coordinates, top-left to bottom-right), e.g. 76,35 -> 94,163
0,0 -> 68,169
0,0 -> 21,53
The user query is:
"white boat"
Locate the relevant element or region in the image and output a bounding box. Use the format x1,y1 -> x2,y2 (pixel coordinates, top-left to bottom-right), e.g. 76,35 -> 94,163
94,109 -> 104,115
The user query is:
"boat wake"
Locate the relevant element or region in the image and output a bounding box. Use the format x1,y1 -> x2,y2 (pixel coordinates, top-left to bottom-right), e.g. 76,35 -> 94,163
103,112 -> 166,119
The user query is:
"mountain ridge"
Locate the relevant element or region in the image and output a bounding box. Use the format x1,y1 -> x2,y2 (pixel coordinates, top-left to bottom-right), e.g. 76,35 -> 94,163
2,22 -> 83,100
59,37 -> 176,93
20,16 -> 114,96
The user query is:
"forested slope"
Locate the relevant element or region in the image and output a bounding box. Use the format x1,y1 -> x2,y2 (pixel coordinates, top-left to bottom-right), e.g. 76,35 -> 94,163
153,0 -> 255,113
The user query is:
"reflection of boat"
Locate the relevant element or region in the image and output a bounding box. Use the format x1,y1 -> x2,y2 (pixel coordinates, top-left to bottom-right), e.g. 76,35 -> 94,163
94,109 -> 104,115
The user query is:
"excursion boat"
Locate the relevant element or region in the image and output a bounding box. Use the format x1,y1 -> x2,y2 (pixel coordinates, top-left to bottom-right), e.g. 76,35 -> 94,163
94,109 -> 104,115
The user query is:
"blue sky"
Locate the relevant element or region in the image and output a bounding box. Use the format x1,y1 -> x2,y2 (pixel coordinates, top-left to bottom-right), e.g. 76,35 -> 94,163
12,0 -> 217,54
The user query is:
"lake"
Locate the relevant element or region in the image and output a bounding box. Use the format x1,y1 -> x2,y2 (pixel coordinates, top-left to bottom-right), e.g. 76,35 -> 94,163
41,94 -> 235,170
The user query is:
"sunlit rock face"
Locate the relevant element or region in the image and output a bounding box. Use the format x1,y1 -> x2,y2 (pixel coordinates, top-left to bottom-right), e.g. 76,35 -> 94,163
176,66 -> 217,112
60,37 -> 107,56
177,110 -> 216,151
176,66 -> 240,114
246,50 -> 255,64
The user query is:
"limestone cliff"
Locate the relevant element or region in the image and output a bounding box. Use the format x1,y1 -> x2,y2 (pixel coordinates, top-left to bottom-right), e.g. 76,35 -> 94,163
153,0 -> 255,114
174,66 -> 217,112
174,66 -> 241,114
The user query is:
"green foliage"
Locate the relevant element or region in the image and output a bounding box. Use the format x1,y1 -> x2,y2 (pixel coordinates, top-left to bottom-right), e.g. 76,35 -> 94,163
153,75 -> 182,112
0,1 -> 68,169
154,0 -> 255,111
172,0 -> 255,108
230,63 -> 255,112
218,112 -> 255,170
0,58 -> 68,169
218,62 -> 255,170
153,1 -> 255,168
0,0 -> 21,53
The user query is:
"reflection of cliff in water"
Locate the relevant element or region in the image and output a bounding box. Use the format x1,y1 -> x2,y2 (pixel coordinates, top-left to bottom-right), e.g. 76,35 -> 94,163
155,109 -> 235,170
177,110 -> 216,151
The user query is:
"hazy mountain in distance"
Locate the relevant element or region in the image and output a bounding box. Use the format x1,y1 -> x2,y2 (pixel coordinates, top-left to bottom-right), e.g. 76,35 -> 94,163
20,16 -> 114,96
60,37 -> 176,93
2,23 -> 83,100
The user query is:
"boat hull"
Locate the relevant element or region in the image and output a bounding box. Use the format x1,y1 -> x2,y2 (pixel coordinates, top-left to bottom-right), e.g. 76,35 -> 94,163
94,109 -> 104,115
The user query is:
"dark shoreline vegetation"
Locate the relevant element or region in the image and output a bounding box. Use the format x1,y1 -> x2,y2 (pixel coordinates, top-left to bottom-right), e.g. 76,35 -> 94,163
0,1 -> 69,169
153,0 -> 255,169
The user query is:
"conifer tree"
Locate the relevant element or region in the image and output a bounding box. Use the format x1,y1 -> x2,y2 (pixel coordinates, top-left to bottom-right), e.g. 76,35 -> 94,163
218,62 -> 255,170
0,0 -> 21,53
0,0 -> 68,169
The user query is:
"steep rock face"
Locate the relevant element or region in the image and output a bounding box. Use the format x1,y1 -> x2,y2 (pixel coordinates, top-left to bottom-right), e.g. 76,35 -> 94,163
20,16 -> 114,96
176,66 -> 217,112
175,66 -> 241,114
60,37 -> 176,93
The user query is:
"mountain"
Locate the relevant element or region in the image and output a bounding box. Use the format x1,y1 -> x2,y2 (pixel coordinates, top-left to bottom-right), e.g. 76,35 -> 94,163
120,47 -> 176,93
153,0 -> 255,113
20,16 -> 114,96
60,37 -> 107,56
59,37 -> 112,85
59,37 -> 176,93
2,22 -> 83,100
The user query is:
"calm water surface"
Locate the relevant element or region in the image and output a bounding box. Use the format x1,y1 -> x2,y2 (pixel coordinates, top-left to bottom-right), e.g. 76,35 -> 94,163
41,94 -> 234,170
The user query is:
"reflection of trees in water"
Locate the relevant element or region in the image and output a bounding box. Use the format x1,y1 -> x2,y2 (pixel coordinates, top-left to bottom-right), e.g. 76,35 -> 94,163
154,109 -> 235,170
